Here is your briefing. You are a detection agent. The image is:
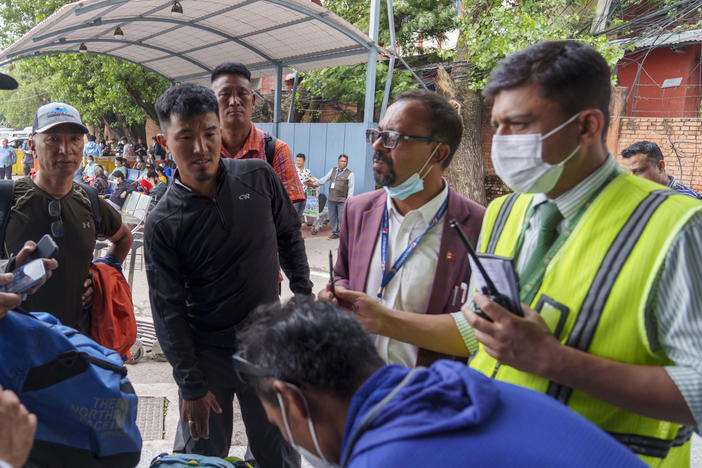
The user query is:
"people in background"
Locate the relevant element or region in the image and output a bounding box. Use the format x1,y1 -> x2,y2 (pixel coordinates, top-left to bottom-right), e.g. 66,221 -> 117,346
0,139 -> 16,180
620,140 -> 702,199
293,153 -> 311,218
306,154 -> 354,239
93,165 -> 109,196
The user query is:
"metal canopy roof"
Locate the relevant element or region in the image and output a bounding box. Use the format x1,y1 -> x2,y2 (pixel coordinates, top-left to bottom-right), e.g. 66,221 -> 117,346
0,0 -> 382,84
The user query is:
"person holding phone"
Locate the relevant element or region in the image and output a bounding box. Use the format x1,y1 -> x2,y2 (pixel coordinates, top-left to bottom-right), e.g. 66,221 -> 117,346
339,42 -> 702,466
324,90 -> 485,369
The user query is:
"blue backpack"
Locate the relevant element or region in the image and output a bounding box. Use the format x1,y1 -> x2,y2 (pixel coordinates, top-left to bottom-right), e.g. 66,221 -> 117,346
149,453 -> 253,467
0,311 -> 142,467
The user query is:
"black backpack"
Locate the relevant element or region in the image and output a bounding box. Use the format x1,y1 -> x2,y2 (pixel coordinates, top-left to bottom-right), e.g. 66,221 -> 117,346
263,133 -> 277,166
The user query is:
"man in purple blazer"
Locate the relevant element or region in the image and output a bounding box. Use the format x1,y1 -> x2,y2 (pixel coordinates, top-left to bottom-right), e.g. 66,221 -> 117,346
328,90 -> 485,367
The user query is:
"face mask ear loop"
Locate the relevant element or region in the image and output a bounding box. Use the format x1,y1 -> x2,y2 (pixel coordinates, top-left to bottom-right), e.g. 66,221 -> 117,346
286,383 -> 331,465
277,392 -> 297,448
419,143 -> 441,180
541,111 -> 582,141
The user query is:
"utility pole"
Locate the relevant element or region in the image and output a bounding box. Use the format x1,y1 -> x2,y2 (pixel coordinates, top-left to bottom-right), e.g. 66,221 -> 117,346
591,0 -> 614,34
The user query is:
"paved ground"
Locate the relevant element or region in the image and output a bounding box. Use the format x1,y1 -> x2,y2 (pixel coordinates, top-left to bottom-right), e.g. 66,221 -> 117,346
125,223 -> 702,467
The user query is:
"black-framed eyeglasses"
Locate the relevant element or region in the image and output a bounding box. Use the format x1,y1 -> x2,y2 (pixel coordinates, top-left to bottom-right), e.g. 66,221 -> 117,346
48,199 -> 63,238
365,128 -> 440,149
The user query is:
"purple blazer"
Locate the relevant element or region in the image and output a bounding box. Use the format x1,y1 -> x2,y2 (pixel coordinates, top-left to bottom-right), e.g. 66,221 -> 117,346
335,187 -> 485,366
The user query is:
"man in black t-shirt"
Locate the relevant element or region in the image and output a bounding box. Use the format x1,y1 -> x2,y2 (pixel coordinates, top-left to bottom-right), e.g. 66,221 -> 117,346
4,102 -> 133,334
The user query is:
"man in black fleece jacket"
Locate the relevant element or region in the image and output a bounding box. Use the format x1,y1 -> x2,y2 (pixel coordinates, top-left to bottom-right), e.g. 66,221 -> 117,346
144,84 -> 311,466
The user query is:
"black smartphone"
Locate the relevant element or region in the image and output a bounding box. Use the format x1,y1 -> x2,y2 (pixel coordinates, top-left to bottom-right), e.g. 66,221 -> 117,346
449,219 -> 523,320
329,250 -> 335,296
0,259 -> 47,294
28,234 -> 59,262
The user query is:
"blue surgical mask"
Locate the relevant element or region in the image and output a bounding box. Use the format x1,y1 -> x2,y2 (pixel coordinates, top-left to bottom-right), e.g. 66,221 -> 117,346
383,143 -> 440,200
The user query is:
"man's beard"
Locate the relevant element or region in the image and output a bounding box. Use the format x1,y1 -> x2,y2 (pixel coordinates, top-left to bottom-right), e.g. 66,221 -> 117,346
373,152 -> 395,187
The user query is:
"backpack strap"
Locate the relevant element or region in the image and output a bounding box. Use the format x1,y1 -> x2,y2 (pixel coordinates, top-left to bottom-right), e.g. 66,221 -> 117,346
77,183 -> 103,234
0,180 -> 14,258
263,133 -> 277,166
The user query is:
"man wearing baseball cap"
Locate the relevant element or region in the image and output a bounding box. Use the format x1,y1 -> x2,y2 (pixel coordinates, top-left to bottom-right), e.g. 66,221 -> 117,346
2,102 -> 132,334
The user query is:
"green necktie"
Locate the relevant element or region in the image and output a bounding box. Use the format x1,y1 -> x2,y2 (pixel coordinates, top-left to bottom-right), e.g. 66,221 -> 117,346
520,201 -> 563,292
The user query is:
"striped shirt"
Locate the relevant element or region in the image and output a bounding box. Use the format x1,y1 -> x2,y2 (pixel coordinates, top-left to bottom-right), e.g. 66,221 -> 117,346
220,122 -> 305,203
454,155 -> 702,432
668,175 -> 702,200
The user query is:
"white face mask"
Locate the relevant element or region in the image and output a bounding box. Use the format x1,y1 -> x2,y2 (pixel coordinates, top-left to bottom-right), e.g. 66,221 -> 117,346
491,112 -> 582,194
277,384 -> 339,468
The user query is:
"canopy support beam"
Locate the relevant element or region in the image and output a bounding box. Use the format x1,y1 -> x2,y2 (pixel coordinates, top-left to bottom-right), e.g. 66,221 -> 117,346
363,0 -> 380,125
274,64 -> 283,137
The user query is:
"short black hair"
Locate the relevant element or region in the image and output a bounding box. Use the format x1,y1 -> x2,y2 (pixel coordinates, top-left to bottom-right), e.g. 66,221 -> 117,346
156,166 -> 165,175
112,170 -> 124,180
392,89 -> 463,168
296,153 -> 306,161
155,83 -> 219,130
338,154 -> 348,161
88,134 -> 96,142
621,140 -> 663,163
211,62 -> 251,83
483,41 -> 612,137
146,170 -> 158,179
120,136 -> 127,142
238,297 -> 384,404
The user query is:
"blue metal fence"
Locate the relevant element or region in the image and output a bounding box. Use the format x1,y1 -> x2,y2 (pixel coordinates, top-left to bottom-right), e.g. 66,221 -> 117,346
256,122 -> 375,196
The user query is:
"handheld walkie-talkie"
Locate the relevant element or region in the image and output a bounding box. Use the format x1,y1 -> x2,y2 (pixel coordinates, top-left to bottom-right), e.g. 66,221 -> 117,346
449,219 -> 523,320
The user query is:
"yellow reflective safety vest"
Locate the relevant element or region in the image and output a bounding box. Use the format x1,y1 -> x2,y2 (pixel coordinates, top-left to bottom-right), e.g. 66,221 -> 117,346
470,173 -> 702,467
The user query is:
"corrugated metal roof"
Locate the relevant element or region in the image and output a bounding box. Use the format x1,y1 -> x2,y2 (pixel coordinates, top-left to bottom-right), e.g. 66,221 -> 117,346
612,28 -> 702,50
0,0 -> 383,84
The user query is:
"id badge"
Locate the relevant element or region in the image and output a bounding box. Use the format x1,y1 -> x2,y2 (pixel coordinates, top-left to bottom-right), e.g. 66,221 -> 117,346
330,182 -> 335,189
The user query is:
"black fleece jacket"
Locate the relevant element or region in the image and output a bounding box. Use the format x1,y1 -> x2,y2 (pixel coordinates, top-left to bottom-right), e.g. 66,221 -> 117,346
144,158 -> 312,400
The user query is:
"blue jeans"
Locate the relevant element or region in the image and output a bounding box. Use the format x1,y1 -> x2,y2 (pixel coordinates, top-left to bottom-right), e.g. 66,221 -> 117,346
328,200 -> 345,235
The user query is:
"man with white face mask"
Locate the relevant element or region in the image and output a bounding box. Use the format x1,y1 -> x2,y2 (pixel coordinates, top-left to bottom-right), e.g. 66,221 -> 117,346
235,297 -> 645,468
324,89 -> 485,368
333,41 -> 702,467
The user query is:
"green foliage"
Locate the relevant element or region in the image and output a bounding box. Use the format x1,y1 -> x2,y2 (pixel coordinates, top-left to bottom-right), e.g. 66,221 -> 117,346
323,0 -> 457,54
0,0 -> 69,48
0,0 -> 169,131
302,61 -> 418,115
459,0 -> 626,90
297,0 -> 458,120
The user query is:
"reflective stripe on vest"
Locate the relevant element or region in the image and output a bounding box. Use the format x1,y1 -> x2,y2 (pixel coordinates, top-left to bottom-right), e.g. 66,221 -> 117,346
608,426 -> 694,460
486,193 -> 519,254
546,189 -> 673,404
471,174 -> 702,466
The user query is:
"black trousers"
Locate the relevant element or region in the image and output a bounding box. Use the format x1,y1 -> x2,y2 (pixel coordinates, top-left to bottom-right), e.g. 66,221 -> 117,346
173,345 -> 300,468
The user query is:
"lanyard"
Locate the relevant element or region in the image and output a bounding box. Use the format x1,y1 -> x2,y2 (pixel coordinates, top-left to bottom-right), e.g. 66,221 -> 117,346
377,197 -> 448,301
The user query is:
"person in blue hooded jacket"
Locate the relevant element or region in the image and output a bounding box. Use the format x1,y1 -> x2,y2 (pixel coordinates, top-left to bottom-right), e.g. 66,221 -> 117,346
236,297 -> 645,468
